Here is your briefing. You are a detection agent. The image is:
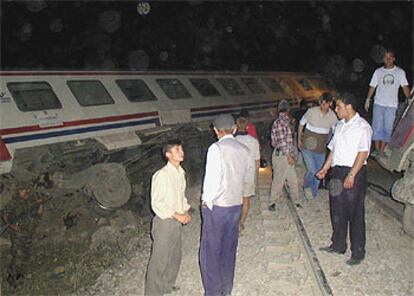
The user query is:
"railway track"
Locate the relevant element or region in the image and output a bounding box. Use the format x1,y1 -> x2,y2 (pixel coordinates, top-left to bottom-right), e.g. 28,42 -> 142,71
257,168 -> 333,296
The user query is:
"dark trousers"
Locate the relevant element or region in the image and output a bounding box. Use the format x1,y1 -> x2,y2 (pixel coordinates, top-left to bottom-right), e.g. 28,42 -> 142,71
329,166 -> 367,260
200,204 -> 242,296
145,217 -> 182,296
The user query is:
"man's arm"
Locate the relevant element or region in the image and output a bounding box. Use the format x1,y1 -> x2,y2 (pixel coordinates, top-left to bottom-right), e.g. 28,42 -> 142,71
297,124 -> 305,151
201,144 -> 221,210
151,171 -> 175,220
402,85 -> 410,100
316,150 -> 333,180
344,151 -> 369,189
365,86 -> 376,112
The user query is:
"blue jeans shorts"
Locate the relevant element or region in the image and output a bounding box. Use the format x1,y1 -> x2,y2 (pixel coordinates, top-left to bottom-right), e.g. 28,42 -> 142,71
372,104 -> 397,142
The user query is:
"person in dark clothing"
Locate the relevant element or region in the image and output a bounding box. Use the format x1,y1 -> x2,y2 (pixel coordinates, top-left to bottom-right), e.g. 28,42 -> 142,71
316,93 -> 372,266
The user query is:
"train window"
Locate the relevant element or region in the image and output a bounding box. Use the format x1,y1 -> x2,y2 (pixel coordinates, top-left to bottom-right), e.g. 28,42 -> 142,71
297,79 -> 314,91
156,79 -> 192,99
217,78 -> 245,96
190,78 -> 220,97
241,78 -> 266,94
67,80 -> 114,106
7,82 -> 62,111
261,78 -> 283,93
116,79 -> 157,102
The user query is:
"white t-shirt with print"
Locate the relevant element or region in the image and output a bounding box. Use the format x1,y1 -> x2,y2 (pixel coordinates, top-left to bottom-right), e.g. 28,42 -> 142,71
369,66 -> 409,108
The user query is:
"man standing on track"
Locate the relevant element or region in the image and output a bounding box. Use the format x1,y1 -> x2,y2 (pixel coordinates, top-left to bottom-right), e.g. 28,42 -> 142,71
317,93 -> 372,266
200,114 -> 252,296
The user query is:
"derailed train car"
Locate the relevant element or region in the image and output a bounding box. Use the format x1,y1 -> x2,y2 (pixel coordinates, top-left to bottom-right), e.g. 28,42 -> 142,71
0,71 -> 334,212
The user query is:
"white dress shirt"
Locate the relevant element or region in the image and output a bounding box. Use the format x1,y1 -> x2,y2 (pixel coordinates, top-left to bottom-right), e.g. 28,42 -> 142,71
151,161 -> 190,219
328,113 -> 372,167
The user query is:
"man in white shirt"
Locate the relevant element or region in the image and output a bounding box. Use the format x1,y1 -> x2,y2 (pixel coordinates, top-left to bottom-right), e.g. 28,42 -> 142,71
200,114 -> 251,296
235,116 -> 260,232
365,49 -> 410,155
317,92 -> 372,266
145,140 -> 191,296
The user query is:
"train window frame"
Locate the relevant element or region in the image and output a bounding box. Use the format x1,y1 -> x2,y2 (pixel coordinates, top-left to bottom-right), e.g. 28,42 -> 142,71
216,78 -> 245,96
115,79 -> 157,102
261,77 -> 284,93
297,78 -> 314,91
67,80 -> 114,106
241,78 -> 266,94
7,81 -> 62,112
189,78 -> 221,97
156,78 -> 192,100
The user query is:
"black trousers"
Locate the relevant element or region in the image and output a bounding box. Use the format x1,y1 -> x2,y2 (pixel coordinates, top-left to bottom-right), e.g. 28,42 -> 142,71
329,166 -> 366,260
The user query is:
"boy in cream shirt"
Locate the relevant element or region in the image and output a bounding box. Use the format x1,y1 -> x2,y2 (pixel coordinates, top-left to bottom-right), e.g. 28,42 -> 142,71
145,140 -> 191,296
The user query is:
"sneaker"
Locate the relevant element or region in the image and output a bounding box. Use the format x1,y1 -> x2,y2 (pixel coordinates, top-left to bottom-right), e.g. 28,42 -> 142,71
346,257 -> 364,266
319,246 -> 346,254
268,203 -> 276,211
370,150 -> 379,158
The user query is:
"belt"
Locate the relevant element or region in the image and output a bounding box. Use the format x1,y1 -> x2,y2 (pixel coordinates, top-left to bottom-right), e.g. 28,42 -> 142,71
273,149 -> 286,156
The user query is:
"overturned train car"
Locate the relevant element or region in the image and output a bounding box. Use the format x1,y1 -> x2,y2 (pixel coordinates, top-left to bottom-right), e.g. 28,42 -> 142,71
0,71 -> 334,212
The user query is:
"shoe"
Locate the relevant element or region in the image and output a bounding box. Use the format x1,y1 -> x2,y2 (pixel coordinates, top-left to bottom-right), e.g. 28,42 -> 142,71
165,286 -> 180,294
346,257 -> 364,266
370,150 -> 379,158
268,203 -> 276,211
319,246 -> 346,254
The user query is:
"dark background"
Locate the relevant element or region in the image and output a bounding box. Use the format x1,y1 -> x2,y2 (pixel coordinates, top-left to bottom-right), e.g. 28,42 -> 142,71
1,0 -> 413,97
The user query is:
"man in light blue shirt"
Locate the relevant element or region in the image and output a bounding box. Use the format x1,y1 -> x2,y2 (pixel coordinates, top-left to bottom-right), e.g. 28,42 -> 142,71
200,114 -> 252,296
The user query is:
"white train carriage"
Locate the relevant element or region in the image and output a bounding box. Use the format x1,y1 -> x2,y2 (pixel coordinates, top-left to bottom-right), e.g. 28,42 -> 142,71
0,70 -> 334,176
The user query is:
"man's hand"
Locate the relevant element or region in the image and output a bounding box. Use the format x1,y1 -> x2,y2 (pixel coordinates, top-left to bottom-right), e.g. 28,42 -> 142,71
316,168 -> 329,180
173,213 -> 191,225
364,98 -> 370,112
344,175 -> 355,189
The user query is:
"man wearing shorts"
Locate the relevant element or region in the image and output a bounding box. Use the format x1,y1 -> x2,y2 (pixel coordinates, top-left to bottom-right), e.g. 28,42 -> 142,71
365,49 -> 410,156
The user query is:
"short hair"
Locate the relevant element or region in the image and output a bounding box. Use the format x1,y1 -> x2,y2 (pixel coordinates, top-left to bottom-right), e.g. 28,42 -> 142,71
162,139 -> 182,156
321,92 -> 333,103
239,109 -> 249,118
385,48 -> 395,57
236,116 -> 248,131
278,100 -> 290,113
337,92 -> 358,111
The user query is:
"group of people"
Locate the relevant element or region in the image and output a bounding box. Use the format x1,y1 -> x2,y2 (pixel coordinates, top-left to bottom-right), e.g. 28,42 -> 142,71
145,112 -> 258,296
144,48 -> 410,295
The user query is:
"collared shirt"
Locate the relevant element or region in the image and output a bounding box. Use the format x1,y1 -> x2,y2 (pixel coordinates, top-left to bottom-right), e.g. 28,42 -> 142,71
201,134 -> 251,209
328,113 -> 372,167
271,113 -> 293,155
300,106 -> 338,134
151,161 -> 190,219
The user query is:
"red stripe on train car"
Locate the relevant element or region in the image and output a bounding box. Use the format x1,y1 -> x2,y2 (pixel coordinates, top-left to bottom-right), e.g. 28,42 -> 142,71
0,111 -> 159,136
0,137 -> 12,161
402,125 -> 414,147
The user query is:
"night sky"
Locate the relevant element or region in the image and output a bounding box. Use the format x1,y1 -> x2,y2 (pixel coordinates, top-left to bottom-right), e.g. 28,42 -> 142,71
1,1 -> 413,96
